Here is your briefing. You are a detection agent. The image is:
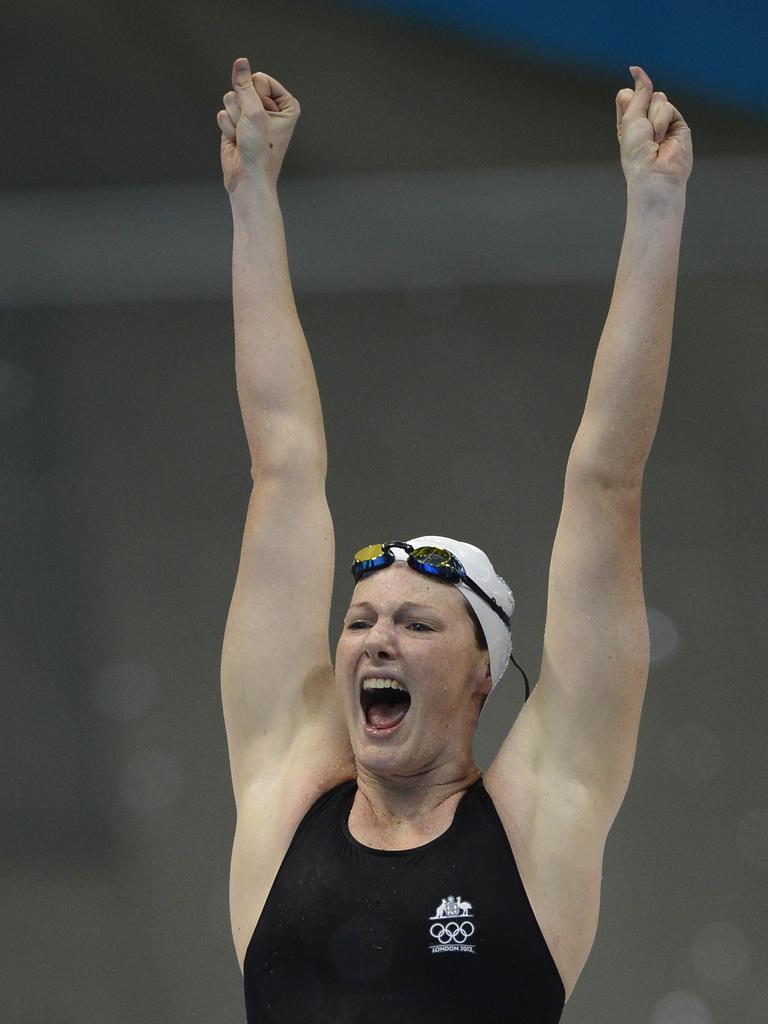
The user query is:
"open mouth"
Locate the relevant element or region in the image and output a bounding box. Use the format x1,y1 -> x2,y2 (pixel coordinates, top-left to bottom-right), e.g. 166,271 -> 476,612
360,686 -> 412,731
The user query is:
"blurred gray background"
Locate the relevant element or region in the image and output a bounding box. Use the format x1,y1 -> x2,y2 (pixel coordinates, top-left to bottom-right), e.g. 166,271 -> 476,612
2,1 -> 767,1022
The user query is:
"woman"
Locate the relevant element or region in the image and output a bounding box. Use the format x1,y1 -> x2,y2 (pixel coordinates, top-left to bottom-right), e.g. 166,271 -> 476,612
217,57 -> 692,1022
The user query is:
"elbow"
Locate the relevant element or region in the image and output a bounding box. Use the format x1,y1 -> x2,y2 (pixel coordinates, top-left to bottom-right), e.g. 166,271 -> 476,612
566,446 -> 645,493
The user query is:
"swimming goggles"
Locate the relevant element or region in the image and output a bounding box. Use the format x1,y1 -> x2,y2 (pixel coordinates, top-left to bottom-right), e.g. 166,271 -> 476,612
349,542 -> 511,629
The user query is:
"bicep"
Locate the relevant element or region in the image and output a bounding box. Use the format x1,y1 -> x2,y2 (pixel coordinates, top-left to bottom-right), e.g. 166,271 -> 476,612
220,464 -> 338,799
533,465 -> 650,817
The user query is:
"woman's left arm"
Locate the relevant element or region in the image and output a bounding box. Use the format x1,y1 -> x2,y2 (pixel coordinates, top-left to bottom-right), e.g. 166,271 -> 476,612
570,65 -> 693,486
486,68 -> 694,826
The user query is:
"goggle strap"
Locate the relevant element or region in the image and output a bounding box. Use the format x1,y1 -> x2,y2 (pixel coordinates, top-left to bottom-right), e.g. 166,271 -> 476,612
460,575 -> 511,629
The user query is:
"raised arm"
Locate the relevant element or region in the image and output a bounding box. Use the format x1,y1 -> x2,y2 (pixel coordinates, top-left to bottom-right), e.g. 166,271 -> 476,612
488,66 -> 693,834
220,59 -> 326,475
217,59 -> 352,808
571,65 -> 692,481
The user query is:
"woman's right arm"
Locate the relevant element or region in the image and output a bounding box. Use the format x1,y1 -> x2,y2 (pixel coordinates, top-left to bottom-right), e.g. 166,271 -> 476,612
222,58 -> 326,477
217,59 -> 351,807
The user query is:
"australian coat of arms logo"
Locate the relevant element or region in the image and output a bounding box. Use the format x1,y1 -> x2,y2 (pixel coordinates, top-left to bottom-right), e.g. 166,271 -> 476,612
428,895 -> 476,953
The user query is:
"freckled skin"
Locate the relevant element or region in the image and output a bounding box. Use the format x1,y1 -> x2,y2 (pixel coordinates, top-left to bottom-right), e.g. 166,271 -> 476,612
334,562 -> 492,834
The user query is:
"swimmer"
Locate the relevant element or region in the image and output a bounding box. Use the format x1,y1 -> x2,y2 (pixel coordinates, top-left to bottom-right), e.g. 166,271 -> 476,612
217,58 -> 692,1022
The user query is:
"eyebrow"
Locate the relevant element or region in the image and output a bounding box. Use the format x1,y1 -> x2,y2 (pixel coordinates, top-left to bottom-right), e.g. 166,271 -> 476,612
347,600 -> 442,615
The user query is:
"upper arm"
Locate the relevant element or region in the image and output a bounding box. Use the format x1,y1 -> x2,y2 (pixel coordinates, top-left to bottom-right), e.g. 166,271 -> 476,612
220,452 -> 352,805
490,459 -> 650,830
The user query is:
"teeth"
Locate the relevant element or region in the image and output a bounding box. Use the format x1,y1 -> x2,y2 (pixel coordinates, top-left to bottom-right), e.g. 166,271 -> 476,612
362,677 -> 408,693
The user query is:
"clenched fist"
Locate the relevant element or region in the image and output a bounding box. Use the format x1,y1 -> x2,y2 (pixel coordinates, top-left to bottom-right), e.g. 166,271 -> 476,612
217,57 -> 301,197
615,66 -> 692,189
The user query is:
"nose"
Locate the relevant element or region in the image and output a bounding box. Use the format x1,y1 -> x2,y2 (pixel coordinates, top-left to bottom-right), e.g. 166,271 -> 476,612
362,620 -> 397,660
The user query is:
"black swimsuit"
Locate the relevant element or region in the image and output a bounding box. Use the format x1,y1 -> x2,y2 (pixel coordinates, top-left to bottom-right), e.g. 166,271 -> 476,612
244,775 -> 565,1023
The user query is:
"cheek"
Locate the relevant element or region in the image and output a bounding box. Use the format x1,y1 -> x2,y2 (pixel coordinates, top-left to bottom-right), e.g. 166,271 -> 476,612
333,674 -> 345,701
335,630 -> 348,657
334,633 -> 356,675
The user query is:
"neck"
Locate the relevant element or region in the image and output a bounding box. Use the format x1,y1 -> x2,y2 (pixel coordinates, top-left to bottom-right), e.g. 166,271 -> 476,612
352,760 -> 482,837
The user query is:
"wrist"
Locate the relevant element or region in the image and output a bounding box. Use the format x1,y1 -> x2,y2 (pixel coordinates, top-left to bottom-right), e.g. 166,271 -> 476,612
229,178 -> 280,216
626,178 -> 686,218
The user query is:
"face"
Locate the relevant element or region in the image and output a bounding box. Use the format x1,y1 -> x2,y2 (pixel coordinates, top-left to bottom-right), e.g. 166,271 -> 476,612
334,561 -> 492,775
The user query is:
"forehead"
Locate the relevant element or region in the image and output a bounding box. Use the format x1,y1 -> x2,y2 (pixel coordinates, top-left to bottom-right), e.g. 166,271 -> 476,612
349,562 -> 461,614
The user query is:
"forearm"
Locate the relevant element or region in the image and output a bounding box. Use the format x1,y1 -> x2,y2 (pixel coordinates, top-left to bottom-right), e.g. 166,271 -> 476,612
570,182 -> 687,486
230,185 -> 327,478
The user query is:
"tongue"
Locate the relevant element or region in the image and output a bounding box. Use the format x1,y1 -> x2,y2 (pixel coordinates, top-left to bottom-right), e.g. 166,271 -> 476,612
368,701 -> 410,730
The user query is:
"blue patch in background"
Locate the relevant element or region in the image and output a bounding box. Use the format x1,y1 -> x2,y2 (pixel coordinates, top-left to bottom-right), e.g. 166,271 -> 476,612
334,0 -> 767,115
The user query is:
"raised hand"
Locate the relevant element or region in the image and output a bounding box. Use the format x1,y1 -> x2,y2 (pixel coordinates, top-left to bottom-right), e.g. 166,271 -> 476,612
615,66 -> 693,189
217,57 -> 301,197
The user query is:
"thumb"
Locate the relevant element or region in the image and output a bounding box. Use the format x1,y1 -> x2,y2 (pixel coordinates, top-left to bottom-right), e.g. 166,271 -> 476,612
623,65 -> 653,121
232,57 -> 265,120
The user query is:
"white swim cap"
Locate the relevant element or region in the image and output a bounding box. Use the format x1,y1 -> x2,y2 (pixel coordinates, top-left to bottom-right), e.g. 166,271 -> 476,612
390,536 -> 515,694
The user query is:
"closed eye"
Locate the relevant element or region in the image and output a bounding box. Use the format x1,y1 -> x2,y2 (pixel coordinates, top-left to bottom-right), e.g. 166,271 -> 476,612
348,621 -> 431,631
